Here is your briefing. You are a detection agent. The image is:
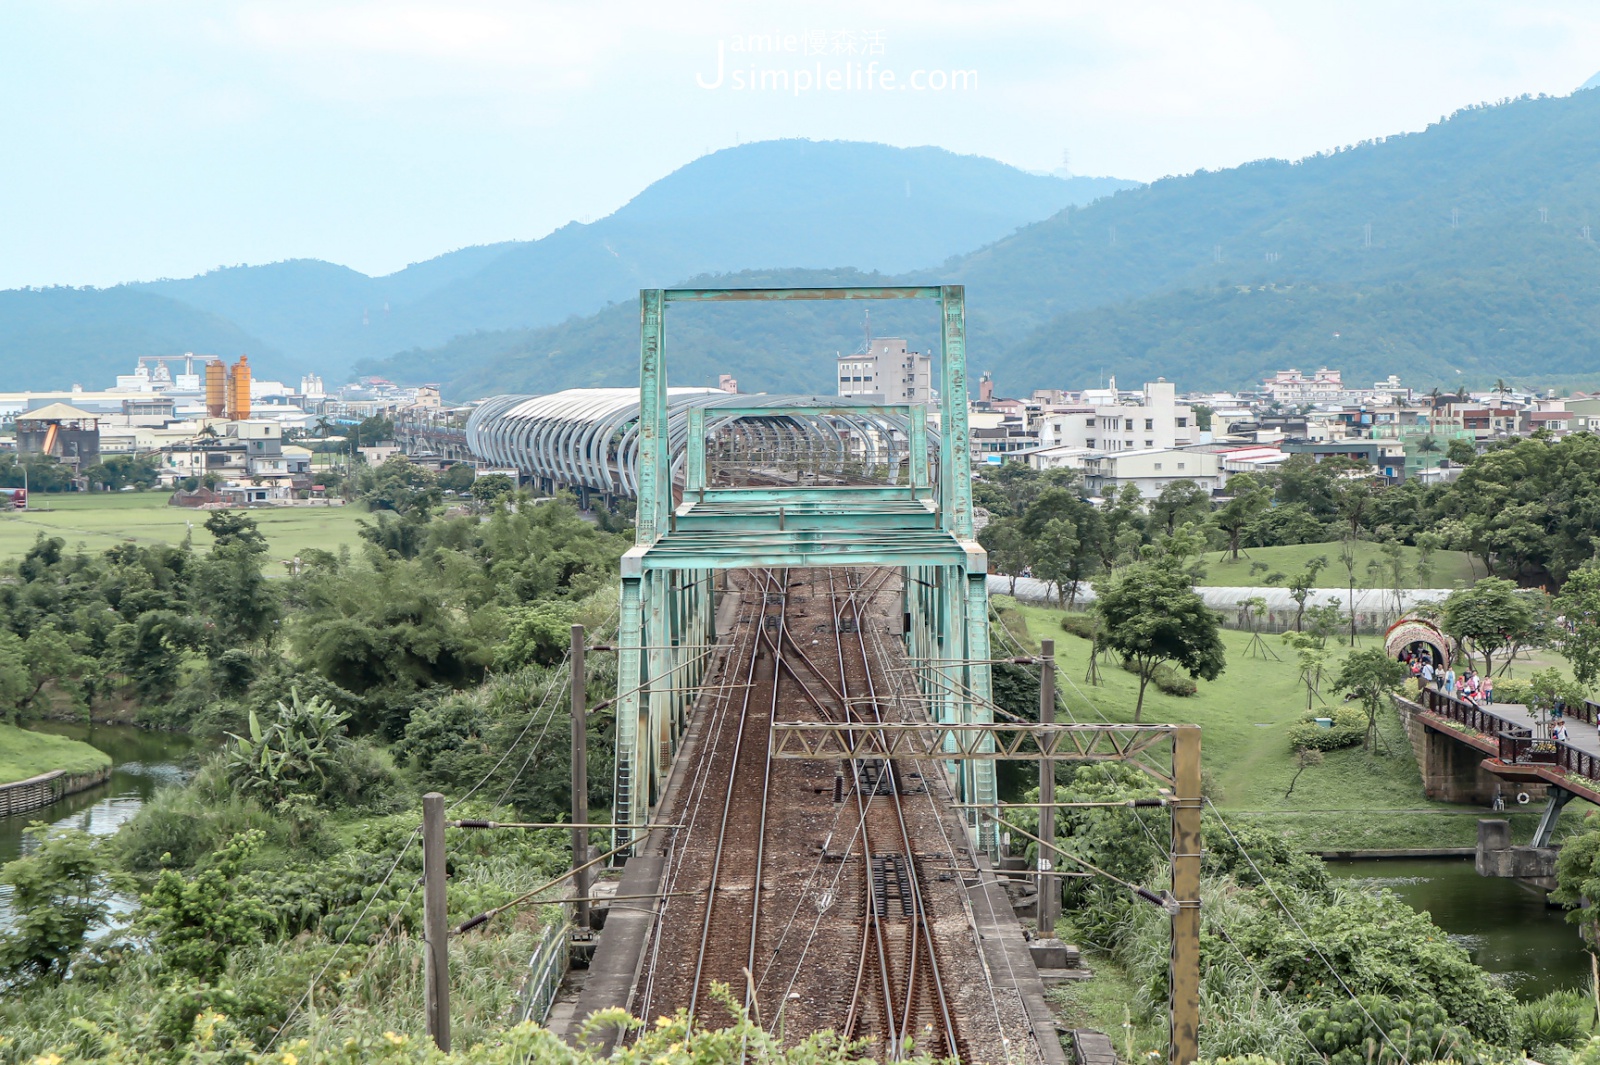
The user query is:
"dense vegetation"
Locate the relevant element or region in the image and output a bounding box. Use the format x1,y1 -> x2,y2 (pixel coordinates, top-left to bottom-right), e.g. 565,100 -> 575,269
980,431 -> 1600,599
0,476 -> 632,1061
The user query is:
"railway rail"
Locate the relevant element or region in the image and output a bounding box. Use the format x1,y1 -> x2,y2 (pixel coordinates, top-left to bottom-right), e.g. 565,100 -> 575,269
636,567 -> 981,1061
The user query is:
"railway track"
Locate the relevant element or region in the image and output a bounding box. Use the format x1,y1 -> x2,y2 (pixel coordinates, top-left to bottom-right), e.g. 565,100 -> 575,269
829,568 -> 966,1062
637,567 -> 970,1061
683,568 -> 788,1029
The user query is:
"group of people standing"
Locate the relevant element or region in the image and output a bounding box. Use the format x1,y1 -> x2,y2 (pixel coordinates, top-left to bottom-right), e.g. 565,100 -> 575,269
1403,649 -> 1495,707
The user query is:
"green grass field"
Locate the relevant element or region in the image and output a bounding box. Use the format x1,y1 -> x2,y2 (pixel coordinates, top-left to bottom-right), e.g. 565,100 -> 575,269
1200,540 -> 1480,589
997,600 -> 1558,849
0,723 -> 112,785
0,493 -> 370,564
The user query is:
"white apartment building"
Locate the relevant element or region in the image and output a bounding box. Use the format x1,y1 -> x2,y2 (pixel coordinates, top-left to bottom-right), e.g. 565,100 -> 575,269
1081,448 -> 1222,499
836,338 -> 934,404
1037,380 -> 1197,453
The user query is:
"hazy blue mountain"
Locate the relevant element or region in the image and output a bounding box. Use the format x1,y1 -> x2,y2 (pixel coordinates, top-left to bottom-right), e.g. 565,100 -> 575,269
0,287 -> 277,389
1581,71 -> 1600,91
374,89 -> 1600,398
0,140 -> 1130,388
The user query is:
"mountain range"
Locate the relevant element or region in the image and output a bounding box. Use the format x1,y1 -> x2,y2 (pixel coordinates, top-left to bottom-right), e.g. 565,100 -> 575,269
365,88 -> 1600,399
0,142 -> 1130,389
9,87 -> 1600,401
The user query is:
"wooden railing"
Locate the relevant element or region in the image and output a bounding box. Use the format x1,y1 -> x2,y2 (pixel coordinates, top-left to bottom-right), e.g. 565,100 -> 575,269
1497,731 -> 1600,784
1576,699 -> 1600,726
1418,686 -> 1523,738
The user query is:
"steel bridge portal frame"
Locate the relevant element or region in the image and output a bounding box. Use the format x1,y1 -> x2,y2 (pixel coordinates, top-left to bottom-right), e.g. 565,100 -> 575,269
611,286 -> 997,856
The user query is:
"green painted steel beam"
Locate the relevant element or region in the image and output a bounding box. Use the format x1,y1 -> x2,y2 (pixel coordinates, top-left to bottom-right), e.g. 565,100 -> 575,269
662,286 -> 944,302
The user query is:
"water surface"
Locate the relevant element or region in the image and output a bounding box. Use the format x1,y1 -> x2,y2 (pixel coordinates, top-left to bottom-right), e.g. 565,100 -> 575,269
1327,857 -> 1588,997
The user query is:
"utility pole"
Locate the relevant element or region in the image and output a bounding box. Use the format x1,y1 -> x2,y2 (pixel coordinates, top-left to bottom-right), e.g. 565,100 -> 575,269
1037,639 -> 1059,934
1168,727 -> 1202,1065
422,792 -> 451,1052
571,624 -> 591,930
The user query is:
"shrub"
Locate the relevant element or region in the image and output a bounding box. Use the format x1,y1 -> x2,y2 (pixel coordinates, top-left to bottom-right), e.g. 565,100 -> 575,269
1060,613 -> 1098,641
1118,655 -> 1198,696
1300,995 -> 1476,1065
1514,988 -> 1591,1051
1286,707 -> 1367,751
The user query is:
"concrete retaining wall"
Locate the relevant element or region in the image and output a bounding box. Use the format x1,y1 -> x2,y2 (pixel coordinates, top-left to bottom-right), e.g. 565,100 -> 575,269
0,765 -> 112,818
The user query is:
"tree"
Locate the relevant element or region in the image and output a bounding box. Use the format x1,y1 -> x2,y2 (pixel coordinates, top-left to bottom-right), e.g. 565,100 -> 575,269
439,463 -> 477,492
1149,479 -> 1211,536
1332,647 -> 1411,751
1442,577 -> 1536,678
471,472 -> 515,505
1446,438 -> 1477,467
1557,564 -> 1600,693
1094,561 -> 1225,721
1029,519 -> 1081,607
978,517 -> 1028,595
203,510 -> 268,554
1210,473 -> 1268,561
1282,631 -> 1330,710
0,825 -> 114,987
1284,556 -> 1329,632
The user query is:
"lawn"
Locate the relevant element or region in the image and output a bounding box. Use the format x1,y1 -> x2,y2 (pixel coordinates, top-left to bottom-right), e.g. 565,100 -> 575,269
1200,540 -> 1480,589
0,493 -> 370,564
0,723 -> 111,785
994,600 -> 1559,850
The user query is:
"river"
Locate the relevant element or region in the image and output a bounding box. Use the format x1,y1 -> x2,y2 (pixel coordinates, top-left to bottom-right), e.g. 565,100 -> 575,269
0,723 -> 197,927
1327,857 -> 1590,996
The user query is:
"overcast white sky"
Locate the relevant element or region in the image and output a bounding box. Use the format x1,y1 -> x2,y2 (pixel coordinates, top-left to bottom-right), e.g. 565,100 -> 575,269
1,0 -> 1596,289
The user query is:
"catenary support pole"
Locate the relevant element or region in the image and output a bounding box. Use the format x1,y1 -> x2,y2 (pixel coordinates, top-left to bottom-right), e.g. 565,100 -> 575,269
1169,726 -> 1202,1065
571,624 -> 591,930
422,792 -> 451,1052
1037,638 -> 1059,934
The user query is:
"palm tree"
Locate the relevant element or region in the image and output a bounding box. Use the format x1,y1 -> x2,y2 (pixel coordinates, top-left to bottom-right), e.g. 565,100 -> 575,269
1427,387 -> 1443,411
314,416 -> 335,439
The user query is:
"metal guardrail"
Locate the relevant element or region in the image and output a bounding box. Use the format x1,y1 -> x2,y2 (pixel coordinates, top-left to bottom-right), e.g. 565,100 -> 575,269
516,915 -> 571,1026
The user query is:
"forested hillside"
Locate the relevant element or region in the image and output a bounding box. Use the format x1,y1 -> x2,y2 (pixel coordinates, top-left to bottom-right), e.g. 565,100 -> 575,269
369,90 -> 1600,398
0,287 -> 280,388
0,141 -> 1122,386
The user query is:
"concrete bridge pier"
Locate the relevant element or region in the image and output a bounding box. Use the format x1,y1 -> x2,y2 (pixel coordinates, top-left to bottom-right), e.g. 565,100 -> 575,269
1415,724 -> 1520,803
1476,818 -> 1559,891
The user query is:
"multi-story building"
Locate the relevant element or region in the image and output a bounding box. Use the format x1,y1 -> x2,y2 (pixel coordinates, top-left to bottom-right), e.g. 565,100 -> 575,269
1262,368 -> 1346,406
1081,448 -> 1222,499
1037,380 -> 1197,453
836,338 -> 933,404
157,421 -> 306,493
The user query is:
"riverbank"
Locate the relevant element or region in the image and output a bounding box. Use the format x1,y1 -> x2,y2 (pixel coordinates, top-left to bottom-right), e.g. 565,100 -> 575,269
0,722 -> 112,786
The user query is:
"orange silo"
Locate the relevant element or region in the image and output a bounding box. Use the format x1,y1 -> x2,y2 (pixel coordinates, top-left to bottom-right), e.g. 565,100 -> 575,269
205,361 -> 227,418
228,356 -> 252,421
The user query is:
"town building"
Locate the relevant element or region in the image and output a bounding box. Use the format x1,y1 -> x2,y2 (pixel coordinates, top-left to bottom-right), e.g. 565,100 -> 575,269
16,403 -> 100,477
1080,448 -> 1222,498
836,338 -> 934,404
1036,380 -> 1197,453
1262,368 -> 1347,406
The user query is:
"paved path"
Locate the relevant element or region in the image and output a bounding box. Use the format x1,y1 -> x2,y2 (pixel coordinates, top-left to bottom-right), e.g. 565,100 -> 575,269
1464,698 -> 1600,757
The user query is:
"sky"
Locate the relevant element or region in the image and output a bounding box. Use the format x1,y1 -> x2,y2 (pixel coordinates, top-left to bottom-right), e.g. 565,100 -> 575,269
1,1 -> 1597,290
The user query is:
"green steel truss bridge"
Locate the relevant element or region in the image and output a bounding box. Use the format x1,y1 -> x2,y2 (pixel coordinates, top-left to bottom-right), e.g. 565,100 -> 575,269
609,285 -> 998,855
